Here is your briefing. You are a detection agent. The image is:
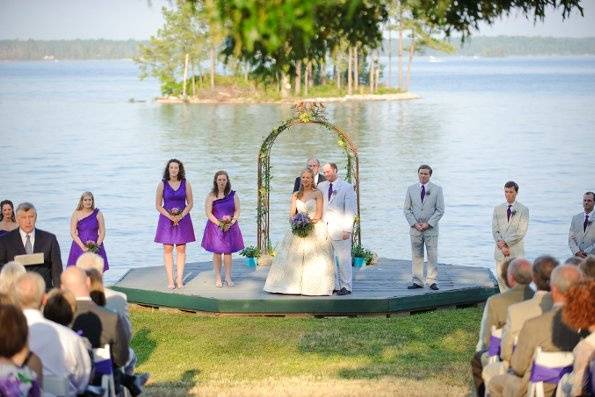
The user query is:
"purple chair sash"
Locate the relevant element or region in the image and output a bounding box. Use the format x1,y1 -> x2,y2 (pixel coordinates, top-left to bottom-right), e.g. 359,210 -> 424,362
530,362 -> 573,383
95,359 -> 113,376
488,335 -> 501,357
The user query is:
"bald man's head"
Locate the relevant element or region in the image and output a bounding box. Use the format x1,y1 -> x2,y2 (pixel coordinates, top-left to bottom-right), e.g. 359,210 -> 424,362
551,265 -> 583,305
61,266 -> 90,298
14,272 -> 46,309
507,258 -> 533,287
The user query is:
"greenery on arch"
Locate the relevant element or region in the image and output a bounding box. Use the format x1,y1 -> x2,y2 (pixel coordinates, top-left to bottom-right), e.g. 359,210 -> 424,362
257,102 -> 361,252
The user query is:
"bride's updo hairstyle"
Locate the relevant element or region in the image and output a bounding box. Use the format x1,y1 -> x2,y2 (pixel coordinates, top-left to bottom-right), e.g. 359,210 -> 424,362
297,169 -> 315,199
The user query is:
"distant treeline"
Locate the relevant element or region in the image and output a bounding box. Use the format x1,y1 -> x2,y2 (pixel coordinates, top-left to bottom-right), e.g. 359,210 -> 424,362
2,36 -> 595,60
0,39 -> 145,60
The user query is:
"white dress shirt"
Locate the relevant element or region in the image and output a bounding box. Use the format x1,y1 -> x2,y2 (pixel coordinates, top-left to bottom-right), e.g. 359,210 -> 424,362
19,228 -> 35,250
24,308 -> 92,395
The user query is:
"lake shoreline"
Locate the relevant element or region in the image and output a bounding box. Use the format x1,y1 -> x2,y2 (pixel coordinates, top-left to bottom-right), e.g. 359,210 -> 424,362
155,92 -> 420,104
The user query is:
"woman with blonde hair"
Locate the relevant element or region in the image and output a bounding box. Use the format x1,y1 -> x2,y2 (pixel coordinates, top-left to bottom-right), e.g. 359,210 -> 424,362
67,192 -> 109,271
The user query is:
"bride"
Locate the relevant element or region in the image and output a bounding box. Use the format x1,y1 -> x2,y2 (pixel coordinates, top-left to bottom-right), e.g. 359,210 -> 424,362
263,169 -> 335,296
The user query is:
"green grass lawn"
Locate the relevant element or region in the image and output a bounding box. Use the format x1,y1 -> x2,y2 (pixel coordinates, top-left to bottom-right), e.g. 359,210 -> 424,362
131,306 -> 481,396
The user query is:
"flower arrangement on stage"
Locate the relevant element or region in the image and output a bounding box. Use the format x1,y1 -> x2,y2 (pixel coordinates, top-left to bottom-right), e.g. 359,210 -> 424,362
85,241 -> 100,254
169,207 -> 181,226
239,246 -> 261,258
218,215 -> 233,232
352,244 -> 378,266
291,213 -> 313,237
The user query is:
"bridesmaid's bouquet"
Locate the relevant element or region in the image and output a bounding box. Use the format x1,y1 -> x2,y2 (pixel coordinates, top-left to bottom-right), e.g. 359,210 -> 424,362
84,241 -> 100,254
291,213 -> 313,237
218,216 -> 233,232
169,207 -> 181,226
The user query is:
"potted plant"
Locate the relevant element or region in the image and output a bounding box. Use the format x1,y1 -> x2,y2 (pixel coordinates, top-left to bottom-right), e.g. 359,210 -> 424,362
352,244 -> 377,268
239,246 -> 260,267
257,244 -> 276,267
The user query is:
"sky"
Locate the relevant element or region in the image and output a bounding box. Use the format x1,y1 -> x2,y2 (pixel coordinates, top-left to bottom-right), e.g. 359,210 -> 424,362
0,0 -> 594,40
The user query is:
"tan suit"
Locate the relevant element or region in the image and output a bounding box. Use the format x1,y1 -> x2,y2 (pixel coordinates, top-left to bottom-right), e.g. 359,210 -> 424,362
477,284 -> 535,352
492,202 -> 529,291
568,212 -> 595,255
500,291 -> 553,363
487,307 -> 582,397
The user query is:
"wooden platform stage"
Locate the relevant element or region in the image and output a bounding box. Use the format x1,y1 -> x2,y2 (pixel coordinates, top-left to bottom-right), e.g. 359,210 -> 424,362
112,258 -> 498,316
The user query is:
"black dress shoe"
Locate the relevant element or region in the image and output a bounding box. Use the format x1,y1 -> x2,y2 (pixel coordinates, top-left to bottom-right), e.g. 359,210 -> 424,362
429,283 -> 439,290
337,287 -> 351,295
407,283 -> 423,289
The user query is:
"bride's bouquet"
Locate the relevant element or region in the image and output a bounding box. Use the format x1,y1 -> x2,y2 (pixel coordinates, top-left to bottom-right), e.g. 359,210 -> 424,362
291,213 -> 313,237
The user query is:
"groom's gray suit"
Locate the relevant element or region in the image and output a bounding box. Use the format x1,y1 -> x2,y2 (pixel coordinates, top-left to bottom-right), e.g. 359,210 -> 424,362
318,178 -> 357,291
568,212 -> 595,255
403,182 -> 445,286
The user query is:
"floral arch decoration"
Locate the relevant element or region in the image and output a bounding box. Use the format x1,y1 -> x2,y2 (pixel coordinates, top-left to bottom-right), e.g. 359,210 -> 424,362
257,102 -> 361,252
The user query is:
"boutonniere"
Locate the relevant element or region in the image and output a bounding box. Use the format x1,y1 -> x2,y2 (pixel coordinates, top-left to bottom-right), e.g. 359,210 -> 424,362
510,209 -> 517,216
425,190 -> 431,196
587,219 -> 593,226
331,189 -> 338,197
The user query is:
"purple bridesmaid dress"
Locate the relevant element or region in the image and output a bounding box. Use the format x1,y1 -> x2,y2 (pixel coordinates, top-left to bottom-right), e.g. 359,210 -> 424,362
201,191 -> 245,254
154,179 -> 196,245
67,208 -> 109,271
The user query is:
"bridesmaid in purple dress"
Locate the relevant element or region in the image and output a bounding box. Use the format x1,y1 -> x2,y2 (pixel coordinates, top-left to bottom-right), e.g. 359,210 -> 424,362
154,159 -> 196,289
67,192 -> 109,271
201,170 -> 244,287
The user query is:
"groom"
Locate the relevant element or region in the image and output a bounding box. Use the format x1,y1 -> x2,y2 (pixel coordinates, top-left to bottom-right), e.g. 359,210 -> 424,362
318,163 -> 357,295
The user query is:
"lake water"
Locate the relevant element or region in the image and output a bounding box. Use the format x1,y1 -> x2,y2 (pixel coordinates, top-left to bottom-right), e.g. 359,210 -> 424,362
1,56 -> 594,284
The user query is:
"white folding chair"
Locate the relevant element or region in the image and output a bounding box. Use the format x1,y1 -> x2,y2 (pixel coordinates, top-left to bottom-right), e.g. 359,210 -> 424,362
93,344 -> 116,397
42,374 -> 69,397
527,347 -> 574,397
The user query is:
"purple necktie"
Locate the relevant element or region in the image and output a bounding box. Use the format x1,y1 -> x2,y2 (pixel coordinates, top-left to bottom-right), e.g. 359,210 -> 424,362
585,214 -> 590,232
421,185 -> 426,202
507,205 -> 512,221
328,182 -> 333,201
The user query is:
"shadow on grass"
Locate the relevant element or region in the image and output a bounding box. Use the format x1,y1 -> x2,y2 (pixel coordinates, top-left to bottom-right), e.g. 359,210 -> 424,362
131,328 -> 157,366
144,369 -> 199,397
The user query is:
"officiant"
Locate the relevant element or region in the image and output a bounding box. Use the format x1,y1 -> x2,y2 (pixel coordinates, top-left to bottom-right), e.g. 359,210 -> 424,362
293,158 -> 326,192
0,202 -> 63,289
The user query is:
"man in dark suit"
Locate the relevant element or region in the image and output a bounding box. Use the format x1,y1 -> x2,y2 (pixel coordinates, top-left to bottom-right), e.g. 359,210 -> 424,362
0,202 -> 62,289
293,158 -> 326,192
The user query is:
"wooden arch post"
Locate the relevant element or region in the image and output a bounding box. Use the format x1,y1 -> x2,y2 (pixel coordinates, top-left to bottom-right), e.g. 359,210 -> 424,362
257,102 -> 361,252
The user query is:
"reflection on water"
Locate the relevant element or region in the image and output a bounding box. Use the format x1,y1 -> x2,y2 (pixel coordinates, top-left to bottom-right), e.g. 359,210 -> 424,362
1,58 -> 594,284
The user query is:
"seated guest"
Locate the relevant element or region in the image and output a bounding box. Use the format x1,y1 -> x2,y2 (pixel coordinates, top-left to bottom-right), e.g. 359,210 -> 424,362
86,268 -> 107,307
0,202 -> 63,289
561,279 -> 595,397
76,252 -> 131,335
487,265 -> 583,397
580,255 -> 595,279
14,272 -> 91,395
500,255 -> 559,363
564,256 -> 583,266
293,158 -> 326,192
61,267 -> 130,367
0,200 -> 18,237
499,257 -> 515,291
482,255 -> 559,387
0,292 -> 15,305
0,303 -> 42,396
0,260 -> 26,295
472,258 -> 534,396
43,288 -> 77,327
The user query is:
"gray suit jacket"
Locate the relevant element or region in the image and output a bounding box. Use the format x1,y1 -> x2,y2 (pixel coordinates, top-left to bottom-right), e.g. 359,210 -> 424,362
492,202 -> 529,261
317,179 -> 356,241
72,299 -> 131,368
568,212 -> 595,255
500,291 -> 553,362
105,288 -> 131,335
509,307 -> 582,397
403,182 -> 444,237
477,284 -> 534,351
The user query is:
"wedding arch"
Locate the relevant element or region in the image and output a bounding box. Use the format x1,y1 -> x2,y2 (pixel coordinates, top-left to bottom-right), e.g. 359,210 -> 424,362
257,102 -> 361,252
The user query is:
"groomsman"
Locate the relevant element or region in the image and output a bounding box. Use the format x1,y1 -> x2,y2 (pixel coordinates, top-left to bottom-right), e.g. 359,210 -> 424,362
492,181 -> 529,292
404,164 -> 445,290
568,191 -> 595,258
293,158 -> 326,192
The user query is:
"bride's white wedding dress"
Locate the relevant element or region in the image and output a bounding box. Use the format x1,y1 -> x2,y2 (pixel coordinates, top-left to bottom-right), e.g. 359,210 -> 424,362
263,198 -> 335,296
